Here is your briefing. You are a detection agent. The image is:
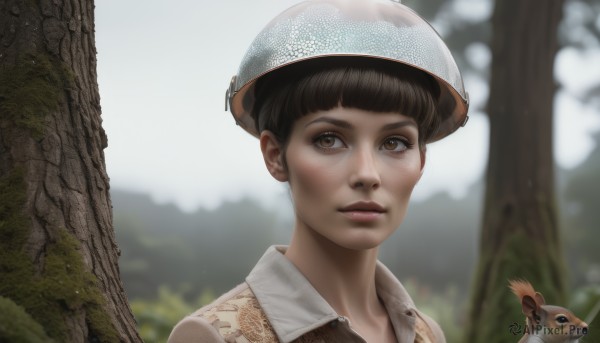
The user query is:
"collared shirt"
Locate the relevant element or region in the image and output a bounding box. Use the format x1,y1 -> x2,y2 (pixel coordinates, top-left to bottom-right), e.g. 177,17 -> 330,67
168,246 -> 446,343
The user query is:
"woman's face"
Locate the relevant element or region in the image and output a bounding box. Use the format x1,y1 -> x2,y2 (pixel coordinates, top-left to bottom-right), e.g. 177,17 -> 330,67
264,106 -> 425,251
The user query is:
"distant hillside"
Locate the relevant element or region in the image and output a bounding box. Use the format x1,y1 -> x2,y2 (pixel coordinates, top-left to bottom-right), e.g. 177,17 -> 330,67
112,190 -> 282,300
111,185 -> 483,300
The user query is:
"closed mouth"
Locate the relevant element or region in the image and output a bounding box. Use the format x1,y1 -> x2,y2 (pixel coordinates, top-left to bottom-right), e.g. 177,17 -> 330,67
339,201 -> 386,213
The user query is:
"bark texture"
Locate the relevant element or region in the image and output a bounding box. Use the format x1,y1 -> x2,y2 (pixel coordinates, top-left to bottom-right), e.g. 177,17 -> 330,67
465,1 -> 567,342
0,0 -> 141,341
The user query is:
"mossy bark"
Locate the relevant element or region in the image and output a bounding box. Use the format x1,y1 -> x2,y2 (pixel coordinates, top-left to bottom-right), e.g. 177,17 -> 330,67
0,0 -> 141,341
0,296 -> 53,343
465,1 -> 567,342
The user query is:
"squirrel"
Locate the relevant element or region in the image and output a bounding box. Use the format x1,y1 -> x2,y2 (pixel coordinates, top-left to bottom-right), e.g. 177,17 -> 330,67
509,279 -> 588,343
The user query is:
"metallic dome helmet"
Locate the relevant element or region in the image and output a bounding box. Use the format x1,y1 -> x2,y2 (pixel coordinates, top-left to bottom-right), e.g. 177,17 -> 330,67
226,0 -> 469,142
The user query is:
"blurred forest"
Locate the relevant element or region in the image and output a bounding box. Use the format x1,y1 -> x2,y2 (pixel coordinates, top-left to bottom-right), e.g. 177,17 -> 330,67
110,0 -> 600,342
113,134 -> 600,341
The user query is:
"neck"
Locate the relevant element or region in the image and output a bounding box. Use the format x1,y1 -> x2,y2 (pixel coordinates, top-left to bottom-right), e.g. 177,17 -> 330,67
284,222 -> 384,323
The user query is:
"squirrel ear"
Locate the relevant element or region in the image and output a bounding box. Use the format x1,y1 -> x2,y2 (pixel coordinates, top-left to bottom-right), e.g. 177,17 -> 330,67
534,292 -> 546,306
522,295 -> 541,320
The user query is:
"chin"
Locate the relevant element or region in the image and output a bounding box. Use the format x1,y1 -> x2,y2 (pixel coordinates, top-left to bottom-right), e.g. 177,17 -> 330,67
334,230 -> 390,251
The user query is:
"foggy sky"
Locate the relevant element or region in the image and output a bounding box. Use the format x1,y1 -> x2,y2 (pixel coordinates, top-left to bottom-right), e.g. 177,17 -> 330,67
95,0 -> 600,211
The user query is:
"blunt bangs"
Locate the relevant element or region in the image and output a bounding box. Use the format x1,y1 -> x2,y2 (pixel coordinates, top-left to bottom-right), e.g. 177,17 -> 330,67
252,58 -> 441,146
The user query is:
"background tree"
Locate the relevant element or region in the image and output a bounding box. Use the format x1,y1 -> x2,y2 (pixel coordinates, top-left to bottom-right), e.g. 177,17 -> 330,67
0,0 -> 141,341
465,1 -> 567,342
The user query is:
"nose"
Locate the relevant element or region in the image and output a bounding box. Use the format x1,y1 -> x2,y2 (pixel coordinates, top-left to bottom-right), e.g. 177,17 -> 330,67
349,145 -> 381,190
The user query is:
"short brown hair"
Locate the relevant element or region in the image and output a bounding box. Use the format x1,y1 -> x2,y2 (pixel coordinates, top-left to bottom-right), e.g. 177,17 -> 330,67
252,57 -> 441,148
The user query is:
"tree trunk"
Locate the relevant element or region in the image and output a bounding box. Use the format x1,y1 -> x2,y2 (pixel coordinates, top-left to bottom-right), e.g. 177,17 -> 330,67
0,0 -> 141,341
465,1 -> 566,342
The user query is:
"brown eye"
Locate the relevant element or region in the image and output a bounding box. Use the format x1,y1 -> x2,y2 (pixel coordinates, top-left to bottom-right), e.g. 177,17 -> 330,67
381,138 -> 407,152
319,136 -> 335,147
315,134 -> 344,149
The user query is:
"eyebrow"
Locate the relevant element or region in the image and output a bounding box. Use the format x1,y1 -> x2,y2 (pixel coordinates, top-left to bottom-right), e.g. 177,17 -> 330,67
304,116 -> 417,131
381,121 -> 418,131
305,117 -> 353,129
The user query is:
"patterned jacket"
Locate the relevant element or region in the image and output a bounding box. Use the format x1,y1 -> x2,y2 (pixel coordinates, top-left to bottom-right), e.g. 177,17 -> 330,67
168,246 -> 445,343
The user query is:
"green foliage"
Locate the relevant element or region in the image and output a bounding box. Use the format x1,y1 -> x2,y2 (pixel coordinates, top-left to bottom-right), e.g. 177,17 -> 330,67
131,286 -> 215,343
0,296 -> 53,343
0,169 -> 118,342
0,53 -> 73,137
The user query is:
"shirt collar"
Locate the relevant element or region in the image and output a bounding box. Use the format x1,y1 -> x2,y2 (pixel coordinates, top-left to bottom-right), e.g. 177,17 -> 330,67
246,245 -> 417,342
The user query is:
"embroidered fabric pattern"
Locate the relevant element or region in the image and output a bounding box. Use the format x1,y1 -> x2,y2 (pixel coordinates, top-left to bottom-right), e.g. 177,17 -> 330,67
199,288 -> 277,343
199,286 -> 436,342
239,297 -> 278,342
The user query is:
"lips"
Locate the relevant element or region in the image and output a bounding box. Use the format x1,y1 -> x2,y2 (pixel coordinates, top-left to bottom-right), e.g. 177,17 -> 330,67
339,201 -> 386,213
338,201 -> 386,223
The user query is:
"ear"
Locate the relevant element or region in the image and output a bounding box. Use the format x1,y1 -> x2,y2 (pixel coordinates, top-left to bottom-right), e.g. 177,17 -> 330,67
260,131 -> 288,182
534,292 -> 546,306
522,295 -> 542,323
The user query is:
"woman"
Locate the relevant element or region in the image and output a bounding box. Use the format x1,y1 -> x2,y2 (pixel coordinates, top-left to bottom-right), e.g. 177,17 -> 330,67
169,0 -> 468,342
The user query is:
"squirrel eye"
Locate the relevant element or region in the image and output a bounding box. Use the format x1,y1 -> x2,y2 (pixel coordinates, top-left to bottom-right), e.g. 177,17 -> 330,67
556,315 -> 569,324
